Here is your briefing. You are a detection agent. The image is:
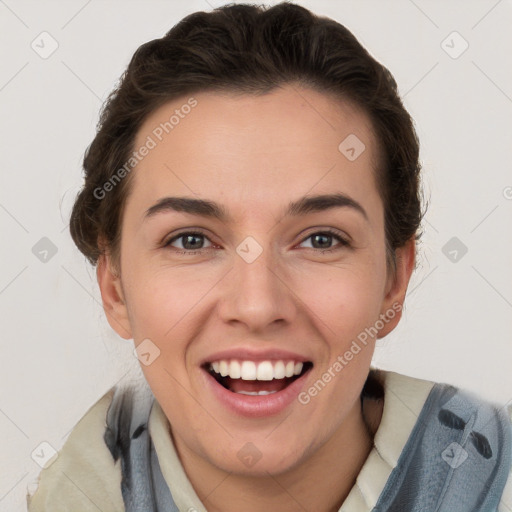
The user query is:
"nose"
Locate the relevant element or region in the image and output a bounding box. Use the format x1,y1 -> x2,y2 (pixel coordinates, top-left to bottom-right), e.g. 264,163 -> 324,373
216,242 -> 297,332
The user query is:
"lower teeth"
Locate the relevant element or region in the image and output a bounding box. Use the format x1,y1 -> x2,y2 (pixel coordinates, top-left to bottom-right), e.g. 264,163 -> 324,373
235,390 -> 278,395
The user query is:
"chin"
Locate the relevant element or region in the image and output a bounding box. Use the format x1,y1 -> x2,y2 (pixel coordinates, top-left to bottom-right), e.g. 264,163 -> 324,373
203,435 -> 311,477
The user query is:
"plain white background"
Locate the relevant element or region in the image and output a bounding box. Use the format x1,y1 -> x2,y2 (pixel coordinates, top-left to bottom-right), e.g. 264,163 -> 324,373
1,0 -> 511,510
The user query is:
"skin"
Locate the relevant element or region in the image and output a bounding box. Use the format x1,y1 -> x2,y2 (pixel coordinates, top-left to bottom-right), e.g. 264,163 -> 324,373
97,84 -> 415,512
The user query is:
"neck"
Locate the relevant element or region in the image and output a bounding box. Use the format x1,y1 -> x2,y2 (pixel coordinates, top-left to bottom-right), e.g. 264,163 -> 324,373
172,395 -> 383,512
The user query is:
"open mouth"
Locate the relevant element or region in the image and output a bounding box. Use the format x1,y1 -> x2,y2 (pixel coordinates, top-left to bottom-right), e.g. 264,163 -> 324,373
203,359 -> 314,396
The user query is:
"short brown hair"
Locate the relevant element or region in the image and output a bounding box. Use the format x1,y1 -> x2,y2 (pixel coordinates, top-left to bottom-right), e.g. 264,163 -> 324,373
69,2 -> 424,275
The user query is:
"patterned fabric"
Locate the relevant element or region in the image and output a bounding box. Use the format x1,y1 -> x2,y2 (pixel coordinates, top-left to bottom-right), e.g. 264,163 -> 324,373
375,384 -> 512,511
103,381 -> 512,512
104,385 -> 179,511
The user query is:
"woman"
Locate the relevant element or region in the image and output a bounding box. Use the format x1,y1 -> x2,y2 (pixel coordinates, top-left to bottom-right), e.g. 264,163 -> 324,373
26,3 -> 511,511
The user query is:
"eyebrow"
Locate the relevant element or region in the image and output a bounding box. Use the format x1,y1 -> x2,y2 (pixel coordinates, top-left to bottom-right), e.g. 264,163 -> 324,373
143,193 -> 368,223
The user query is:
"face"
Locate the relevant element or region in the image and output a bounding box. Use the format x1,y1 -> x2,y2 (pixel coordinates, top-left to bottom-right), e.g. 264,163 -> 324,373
98,85 -> 413,476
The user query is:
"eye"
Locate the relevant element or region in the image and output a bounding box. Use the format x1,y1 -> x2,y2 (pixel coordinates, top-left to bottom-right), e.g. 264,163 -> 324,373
163,231 -> 213,253
162,229 -> 350,255
298,229 -> 350,252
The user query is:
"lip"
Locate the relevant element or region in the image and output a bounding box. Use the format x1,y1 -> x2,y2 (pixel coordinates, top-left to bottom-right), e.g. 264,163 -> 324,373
200,347 -> 311,365
199,362 -> 313,418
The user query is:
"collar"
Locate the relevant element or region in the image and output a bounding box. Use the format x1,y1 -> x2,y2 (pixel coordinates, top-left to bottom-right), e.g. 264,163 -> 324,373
149,369 -> 435,512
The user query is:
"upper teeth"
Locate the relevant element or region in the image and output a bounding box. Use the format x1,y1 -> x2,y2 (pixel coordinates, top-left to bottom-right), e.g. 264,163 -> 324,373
210,360 -> 304,380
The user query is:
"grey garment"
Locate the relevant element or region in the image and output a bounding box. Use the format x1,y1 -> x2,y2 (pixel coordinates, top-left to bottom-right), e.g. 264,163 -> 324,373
103,382 -> 511,512
375,384 -> 512,512
104,385 -> 179,511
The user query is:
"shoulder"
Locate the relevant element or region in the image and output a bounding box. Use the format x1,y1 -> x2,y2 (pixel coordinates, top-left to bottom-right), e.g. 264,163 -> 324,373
371,369 -> 512,509
26,387 -> 124,512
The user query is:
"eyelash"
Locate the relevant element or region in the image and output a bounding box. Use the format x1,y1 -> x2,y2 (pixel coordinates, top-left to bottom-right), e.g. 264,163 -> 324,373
162,229 -> 350,255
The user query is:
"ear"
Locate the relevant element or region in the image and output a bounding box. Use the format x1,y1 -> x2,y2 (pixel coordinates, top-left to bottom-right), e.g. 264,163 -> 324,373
96,252 -> 132,340
377,238 -> 416,339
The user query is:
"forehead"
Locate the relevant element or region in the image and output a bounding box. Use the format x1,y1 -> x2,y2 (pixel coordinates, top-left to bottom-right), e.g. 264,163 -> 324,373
128,86 -> 380,217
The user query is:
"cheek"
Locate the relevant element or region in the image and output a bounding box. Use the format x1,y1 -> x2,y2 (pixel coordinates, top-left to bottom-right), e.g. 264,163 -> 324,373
295,265 -> 382,419
122,259 -> 203,340
295,257 -> 387,339
122,263 -> 218,385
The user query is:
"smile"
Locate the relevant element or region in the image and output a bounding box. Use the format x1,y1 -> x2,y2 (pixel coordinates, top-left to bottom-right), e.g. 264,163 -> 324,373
201,358 -> 313,417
